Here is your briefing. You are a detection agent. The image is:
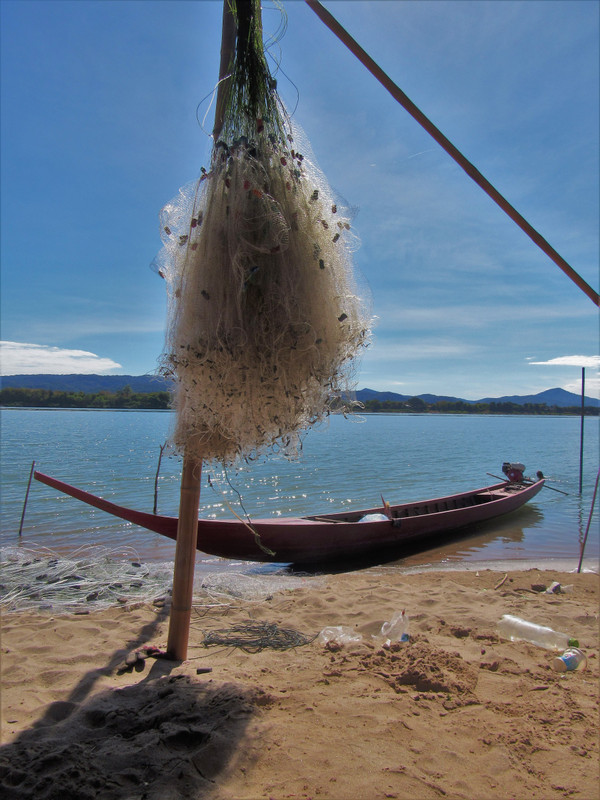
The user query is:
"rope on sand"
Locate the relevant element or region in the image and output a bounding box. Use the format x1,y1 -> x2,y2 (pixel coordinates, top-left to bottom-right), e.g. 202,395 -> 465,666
200,619 -> 316,652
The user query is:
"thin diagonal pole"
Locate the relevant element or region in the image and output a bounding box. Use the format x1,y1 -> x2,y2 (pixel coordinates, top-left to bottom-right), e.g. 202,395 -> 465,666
305,0 -> 599,307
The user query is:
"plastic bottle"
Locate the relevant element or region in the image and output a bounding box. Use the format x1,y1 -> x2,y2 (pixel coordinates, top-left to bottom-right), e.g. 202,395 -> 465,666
318,626 -> 363,646
552,647 -> 587,672
497,614 -> 579,651
379,610 -> 410,645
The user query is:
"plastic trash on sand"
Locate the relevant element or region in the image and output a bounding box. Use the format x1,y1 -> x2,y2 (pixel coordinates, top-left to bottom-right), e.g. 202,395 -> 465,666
374,610 -> 410,646
496,614 -> 578,651
552,647 -> 587,672
318,626 -> 363,646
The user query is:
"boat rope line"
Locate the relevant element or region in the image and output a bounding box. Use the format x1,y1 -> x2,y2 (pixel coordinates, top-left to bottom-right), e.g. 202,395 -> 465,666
305,0 -> 599,307
206,472 -> 276,557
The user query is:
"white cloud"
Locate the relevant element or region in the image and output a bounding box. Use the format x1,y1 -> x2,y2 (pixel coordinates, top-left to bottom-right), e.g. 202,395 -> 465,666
377,302 -> 594,332
0,341 -> 122,375
365,339 -> 479,361
563,376 -> 600,398
529,355 -> 600,368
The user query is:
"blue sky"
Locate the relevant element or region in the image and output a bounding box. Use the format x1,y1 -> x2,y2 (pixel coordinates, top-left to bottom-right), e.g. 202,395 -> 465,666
1,0 -> 598,399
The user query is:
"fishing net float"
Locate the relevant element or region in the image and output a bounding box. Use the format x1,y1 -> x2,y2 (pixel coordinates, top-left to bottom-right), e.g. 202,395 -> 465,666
156,0 -> 371,466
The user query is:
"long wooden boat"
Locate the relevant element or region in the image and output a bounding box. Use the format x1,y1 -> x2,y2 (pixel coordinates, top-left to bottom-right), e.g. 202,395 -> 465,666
34,470 -> 544,565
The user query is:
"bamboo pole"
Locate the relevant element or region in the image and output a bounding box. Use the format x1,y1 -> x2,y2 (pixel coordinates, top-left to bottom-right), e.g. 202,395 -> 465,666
166,0 -> 237,661
167,454 -> 203,659
213,0 -> 237,140
305,0 -> 599,308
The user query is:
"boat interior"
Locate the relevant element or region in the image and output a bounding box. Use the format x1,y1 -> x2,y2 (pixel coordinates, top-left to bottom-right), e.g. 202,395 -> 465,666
304,489 -> 505,524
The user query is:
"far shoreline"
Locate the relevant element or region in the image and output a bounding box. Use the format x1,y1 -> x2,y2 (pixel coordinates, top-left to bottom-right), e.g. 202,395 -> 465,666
1,405 -> 597,418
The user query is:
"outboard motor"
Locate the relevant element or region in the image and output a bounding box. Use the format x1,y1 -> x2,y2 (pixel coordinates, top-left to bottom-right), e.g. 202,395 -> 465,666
502,462 -> 525,483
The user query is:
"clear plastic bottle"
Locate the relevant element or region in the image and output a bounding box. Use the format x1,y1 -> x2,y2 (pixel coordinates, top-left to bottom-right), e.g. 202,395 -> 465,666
318,626 -> 363,646
497,614 -> 578,651
552,647 -> 587,672
379,610 -> 410,645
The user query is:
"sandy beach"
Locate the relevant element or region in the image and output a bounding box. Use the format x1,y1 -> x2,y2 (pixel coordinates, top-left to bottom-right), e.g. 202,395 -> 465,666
1,566 -> 598,799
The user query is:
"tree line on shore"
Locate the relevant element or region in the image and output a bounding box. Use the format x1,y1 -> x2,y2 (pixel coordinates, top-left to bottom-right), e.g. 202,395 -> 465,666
0,386 -> 597,415
0,386 -> 171,409
361,397 -> 597,415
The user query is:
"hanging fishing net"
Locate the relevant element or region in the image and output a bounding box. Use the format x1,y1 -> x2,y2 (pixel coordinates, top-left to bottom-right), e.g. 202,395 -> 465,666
155,0 -> 371,465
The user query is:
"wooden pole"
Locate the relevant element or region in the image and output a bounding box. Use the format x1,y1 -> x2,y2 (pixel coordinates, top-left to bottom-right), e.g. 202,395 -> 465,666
166,0 -> 237,661
579,368 -> 585,494
304,0 -> 599,308
167,454 -> 202,659
213,0 -> 237,140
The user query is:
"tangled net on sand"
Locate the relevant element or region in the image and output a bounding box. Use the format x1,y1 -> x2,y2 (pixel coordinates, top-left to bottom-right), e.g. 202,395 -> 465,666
198,570 -> 322,602
0,546 -> 173,614
155,0 -> 371,465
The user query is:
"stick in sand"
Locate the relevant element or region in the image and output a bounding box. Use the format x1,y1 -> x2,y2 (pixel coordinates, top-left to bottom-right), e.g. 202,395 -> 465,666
153,443 -> 166,515
577,466 -> 600,574
18,460 -> 36,537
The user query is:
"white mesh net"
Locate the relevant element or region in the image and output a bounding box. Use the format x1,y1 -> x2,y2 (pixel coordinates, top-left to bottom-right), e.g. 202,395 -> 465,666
156,114 -> 371,465
155,0 -> 371,465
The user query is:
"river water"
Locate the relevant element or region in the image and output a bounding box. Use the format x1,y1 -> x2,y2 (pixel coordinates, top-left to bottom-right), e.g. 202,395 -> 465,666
1,409 -> 598,577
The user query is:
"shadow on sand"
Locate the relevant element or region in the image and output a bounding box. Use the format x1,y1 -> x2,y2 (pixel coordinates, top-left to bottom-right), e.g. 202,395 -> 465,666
0,606 -> 265,800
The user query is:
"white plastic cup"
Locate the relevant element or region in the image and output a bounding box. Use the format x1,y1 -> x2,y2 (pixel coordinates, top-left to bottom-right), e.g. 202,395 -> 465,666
552,647 -> 587,672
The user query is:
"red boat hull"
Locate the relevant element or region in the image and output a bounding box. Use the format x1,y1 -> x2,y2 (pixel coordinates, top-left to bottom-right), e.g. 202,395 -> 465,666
34,471 -> 544,565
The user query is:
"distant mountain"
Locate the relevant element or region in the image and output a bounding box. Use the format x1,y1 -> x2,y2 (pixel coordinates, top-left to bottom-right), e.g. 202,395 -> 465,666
1,375 -> 597,407
355,388 -> 410,402
355,386 -> 599,408
354,389 -> 465,404
0,374 -> 171,393
476,387 -> 599,408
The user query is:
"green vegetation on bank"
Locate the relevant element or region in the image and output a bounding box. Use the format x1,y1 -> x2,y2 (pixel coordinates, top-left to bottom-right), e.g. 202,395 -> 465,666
361,398 -> 598,415
0,386 -> 597,415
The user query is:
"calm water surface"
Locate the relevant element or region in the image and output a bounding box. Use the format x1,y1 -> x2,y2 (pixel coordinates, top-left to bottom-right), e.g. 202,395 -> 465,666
1,409 -> 598,573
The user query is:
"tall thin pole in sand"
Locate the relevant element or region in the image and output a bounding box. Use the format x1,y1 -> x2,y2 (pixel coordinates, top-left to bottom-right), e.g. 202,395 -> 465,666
577,466 -> 599,573
166,0 -> 237,662
579,367 -> 585,495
